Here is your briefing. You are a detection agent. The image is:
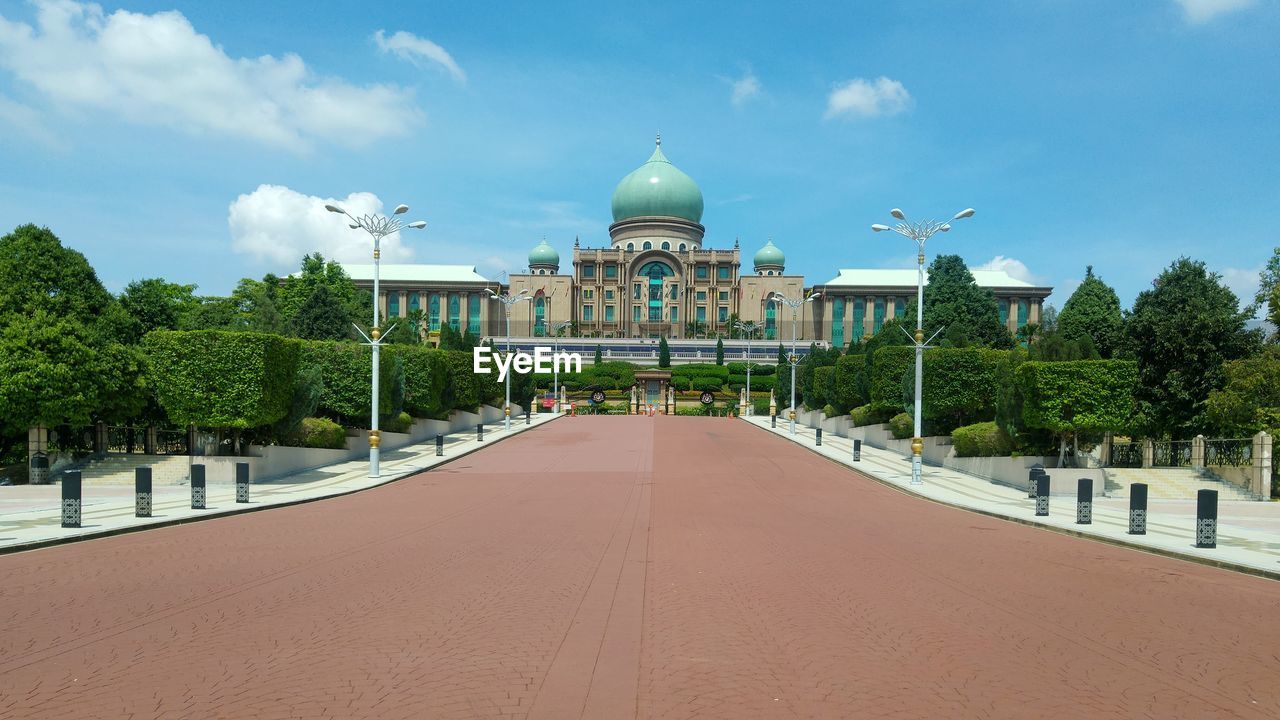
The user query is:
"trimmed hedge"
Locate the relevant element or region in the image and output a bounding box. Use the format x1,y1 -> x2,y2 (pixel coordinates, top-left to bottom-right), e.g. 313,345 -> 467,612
870,346 -> 1005,430
889,412 -> 913,439
145,330 -> 298,429
1016,360 -> 1137,434
299,341 -> 405,424
295,416 -> 346,449
951,421 -> 1014,457
395,346 -> 452,419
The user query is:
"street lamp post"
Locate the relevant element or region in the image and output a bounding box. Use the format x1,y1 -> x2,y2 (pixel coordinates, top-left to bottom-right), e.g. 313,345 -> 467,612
325,202 -> 426,479
734,320 -> 762,415
488,288 -> 531,430
550,319 -> 572,413
872,207 -> 975,485
769,291 -> 822,434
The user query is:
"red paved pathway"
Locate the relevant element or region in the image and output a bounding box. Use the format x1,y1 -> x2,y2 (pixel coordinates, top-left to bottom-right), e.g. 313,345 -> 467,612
1,417 -> 1278,718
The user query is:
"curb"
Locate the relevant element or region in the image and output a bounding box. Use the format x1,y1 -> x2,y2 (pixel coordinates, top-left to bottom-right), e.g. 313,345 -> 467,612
0,416 -> 562,557
741,418 -> 1280,583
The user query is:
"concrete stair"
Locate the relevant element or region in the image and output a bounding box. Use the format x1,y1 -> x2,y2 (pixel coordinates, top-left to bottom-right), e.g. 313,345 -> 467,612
1105,467 -> 1259,501
78,454 -> 194,485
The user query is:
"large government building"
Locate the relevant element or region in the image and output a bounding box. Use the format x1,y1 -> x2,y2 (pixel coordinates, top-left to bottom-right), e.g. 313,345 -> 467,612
345,137 -> 1051,356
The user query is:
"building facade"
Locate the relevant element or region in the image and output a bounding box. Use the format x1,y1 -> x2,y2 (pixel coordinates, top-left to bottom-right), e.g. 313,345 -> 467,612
347,137 -> 1052,349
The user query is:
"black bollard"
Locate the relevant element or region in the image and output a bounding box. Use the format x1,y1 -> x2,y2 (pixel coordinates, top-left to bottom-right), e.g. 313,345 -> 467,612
135,466 -> 152,518
771,415 -> 776,429
526,409 -> 530,425
61,470 -> 82,528
235,462 -> 249,503
815,428 -> 823,446
1076,477 -> 1092,524
1035,473 -> 1050,516
477,423 -> 484,442
1028,466 -> 1045,498
852,439 -> 862,462
1128,482 -> 1147,535
436,434 -> 444,457
1195,489 -> 1218,549
191,463 -> 206,510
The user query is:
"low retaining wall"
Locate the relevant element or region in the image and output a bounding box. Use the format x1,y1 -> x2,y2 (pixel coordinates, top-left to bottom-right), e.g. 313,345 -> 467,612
798,411 -> 1104,496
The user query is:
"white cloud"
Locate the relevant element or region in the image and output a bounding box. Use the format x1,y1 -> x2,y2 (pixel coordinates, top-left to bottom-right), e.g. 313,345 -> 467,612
976,255 -> 1039,284
824,76 -> 911,120
0,1 -> 420,152
0,93 -> 64,149
1175,0 -> 1257,24
374,29 -> 466,84
729,71 -> 761,107
1219,265 -> 1261,315
228,185 -> 417,268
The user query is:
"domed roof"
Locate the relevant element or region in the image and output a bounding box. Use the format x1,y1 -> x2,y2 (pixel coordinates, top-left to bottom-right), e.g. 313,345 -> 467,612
611,137 -> 704,224
754,239 -> 785,268
528,239 -> 559,267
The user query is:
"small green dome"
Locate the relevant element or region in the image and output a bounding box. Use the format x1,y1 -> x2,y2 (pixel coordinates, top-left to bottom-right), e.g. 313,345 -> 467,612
611,138 -> 704,224
754,239 -> 785,268
528,239 -> 559,267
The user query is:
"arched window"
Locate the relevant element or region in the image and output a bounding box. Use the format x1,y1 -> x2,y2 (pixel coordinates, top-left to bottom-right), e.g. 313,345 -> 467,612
626,242 -> 634,251
661,241 -> 670,250
642,241 -> 652,250
679,243 -> 686,251
534,296 -> 546,336
765,300 -> 777,340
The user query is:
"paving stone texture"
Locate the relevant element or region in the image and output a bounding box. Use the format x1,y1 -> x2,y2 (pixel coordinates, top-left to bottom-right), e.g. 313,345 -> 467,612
1,416 -> 1277,719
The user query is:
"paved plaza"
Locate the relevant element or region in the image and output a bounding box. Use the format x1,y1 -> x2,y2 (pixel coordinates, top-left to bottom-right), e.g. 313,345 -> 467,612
2,416 -> 1278,719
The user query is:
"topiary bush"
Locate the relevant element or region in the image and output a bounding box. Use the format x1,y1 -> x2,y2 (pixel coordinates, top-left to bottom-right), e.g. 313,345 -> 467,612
849,405 -> 876,427
889,412 -> 914,439
296,417 -> 346,449
383,411 -> 413,433
951,421 -> 1014,457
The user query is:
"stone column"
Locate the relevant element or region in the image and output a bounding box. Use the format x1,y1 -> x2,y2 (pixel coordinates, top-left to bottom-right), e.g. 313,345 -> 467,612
94,421 -> 107,455
1008,298 -> 1017,332
1251,431 -> 1272,499
1192,435 -> 1205,469
1100,431 -> 1112,467
27,426 -> 48,464
865,297 -> 875,338
1142,438 -> 1154,469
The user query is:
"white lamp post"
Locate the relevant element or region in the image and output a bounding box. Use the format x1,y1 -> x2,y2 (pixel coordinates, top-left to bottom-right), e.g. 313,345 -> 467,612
550,319 -> 572,412
872,207 -> 975,485
488,288 -> 531,430
770,291 -> 821,434
325,202 -> 426,479
734,320 -> 762,415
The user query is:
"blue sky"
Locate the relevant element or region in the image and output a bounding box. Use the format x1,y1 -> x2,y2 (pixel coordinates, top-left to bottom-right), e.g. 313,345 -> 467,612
1,0 -> 1277,313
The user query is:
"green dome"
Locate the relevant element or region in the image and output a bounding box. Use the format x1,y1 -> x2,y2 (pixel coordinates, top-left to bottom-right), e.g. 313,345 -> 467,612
528,239 -> 559,267
754,239 -> 785,268
611,139 -> 704,223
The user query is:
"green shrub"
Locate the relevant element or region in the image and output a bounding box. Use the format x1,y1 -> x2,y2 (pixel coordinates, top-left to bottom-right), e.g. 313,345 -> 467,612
296,417 -> 346,449
383,411 -> 413,433
671,363 -> 729,380
397,346 -> 451,419
889,412 -> 914,439
692,377 -> 723,392
823,404 -> 838,417
951,421 -> 1014,457
849,405 -> 887,427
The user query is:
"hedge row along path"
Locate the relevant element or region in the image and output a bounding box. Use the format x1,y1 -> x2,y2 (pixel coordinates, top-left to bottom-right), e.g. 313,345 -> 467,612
1,417 -> 1277,718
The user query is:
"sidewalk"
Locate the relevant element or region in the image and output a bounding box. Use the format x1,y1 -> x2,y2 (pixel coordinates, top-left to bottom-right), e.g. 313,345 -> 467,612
743,416 -> 1280,580
0,412 -> 562,554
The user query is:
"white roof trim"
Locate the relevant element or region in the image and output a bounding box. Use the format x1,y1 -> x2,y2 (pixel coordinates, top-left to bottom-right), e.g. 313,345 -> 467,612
339,264 -> 491,284
820,268 -> 1038,289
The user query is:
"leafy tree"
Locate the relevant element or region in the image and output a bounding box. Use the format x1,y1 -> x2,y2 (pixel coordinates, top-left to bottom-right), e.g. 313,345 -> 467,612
1017,360 -> 1138,466
290,285 -> 352,341
119,278 -> 199,342
715,338 -> 724,365
1125,258 -> 1262,438
658,337 -> 671,367
276,253 -> 368,329
1206,347 -> 1280,435
905,254 -> 1010,348
180,296 -> 241,330
777,343 -> 787,365
1057,266 -> 1124,358
1028,331 -> 1100,362
0,224 -> 116,325
1039,304 -> 1059,333
231,277 -> 286,334
1253,246 -> 1280,314
384,308 -> 425,344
